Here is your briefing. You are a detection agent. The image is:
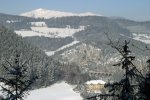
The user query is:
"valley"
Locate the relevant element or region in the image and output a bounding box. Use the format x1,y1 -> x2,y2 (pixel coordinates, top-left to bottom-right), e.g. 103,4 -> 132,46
0,8 -> 150,100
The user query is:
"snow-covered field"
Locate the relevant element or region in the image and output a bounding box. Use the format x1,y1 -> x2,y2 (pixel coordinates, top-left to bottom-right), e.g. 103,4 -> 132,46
0,82 -> 83,100
132,33 -> 150,44
26,82 -> 83,100
15,30 -> 46,37
15,24 -> 85,38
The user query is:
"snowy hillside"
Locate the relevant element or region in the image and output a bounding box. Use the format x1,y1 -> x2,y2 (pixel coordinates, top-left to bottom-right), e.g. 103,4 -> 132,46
45,40 -> 79,56
26,82 -> 83,100
20,8 -> 100,19
59,43 -> 106,69
15,22 -> 85,56
15,22 -> 85,38
132,33 -> 150,44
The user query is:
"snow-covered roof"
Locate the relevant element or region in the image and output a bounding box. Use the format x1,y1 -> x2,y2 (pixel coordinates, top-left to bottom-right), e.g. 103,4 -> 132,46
86,80 -> 106,85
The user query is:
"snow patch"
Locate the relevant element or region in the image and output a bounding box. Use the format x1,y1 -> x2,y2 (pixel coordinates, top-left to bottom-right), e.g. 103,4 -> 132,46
132,33 -> 150,44
6,20 -> 21,23
0,82 -> 83,100
15,30 -> 45,37
26,82 -> 83,100
46,40 -> 79,56
86,80 -> 106,85
15,26 -> 85,38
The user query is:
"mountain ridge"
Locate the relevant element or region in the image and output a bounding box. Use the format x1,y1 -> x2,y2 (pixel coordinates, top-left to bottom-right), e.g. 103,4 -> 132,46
20,8 -> 101,19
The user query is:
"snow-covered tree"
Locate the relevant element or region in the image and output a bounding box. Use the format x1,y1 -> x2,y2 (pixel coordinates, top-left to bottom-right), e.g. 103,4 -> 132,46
87,40 -> 146,100
104,40 -> 138,99
0,53 -> 37,100
137,56 -> 150,99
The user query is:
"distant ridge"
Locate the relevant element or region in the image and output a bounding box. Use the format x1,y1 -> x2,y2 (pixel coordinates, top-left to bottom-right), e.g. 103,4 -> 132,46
20,8 -> 101,19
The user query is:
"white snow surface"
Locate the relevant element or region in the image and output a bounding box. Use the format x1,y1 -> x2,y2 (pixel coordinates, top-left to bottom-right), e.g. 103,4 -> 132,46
30,22 -> 47,27
86,80 -> 106,85
0,83 -> 4,96
46,40 -> 79,56
15,30 -> 44,37
15,26 -> 85,38
0,82 -> 83,100
132,33 -> 150,44
26,82 -> 83,100
20,8 -> 101,19
0,82 -> 10,98
6,20 -> 21,23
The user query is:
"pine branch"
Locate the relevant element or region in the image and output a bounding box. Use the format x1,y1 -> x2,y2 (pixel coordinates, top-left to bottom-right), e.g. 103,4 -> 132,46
2,64 -> 10,72
0,85 -> 14,97
19,76 -> 37,96
0,77 -> 9,84
5,59 -> 13,68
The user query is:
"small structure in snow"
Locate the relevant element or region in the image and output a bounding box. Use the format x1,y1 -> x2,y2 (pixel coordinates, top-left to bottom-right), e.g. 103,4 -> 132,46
85,80 -> 106,93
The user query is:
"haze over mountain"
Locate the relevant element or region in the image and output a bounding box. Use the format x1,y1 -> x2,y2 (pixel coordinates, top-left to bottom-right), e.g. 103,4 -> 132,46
20,8 -> 101,19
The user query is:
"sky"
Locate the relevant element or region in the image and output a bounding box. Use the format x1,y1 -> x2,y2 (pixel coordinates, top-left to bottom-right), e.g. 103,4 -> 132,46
0,0 -> 150,21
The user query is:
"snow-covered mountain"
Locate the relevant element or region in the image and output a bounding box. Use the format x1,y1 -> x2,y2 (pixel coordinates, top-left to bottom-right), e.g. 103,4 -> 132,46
20,8 -> 100,19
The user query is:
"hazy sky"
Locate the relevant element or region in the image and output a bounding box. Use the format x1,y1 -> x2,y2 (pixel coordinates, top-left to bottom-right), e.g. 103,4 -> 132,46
0,0 -> 150,21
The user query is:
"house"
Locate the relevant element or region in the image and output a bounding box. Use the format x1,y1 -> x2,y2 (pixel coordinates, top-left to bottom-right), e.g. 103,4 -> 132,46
85,80 -> 106,93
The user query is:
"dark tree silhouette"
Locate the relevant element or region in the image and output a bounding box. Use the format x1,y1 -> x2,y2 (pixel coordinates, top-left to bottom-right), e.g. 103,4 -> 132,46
0,53 -> 37,100
104,40 -> 139,100
87,38 -> 146,100
137,57 -> 150,100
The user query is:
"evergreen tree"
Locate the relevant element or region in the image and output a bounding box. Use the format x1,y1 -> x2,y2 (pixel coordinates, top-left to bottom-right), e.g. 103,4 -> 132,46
87,40 -> 145,100
105,40 -> 137,99
0,53 -> 37,100
137,58 -> 150,99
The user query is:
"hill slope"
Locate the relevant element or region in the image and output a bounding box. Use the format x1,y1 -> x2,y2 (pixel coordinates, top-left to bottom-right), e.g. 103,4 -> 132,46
20,8 -> 100,19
